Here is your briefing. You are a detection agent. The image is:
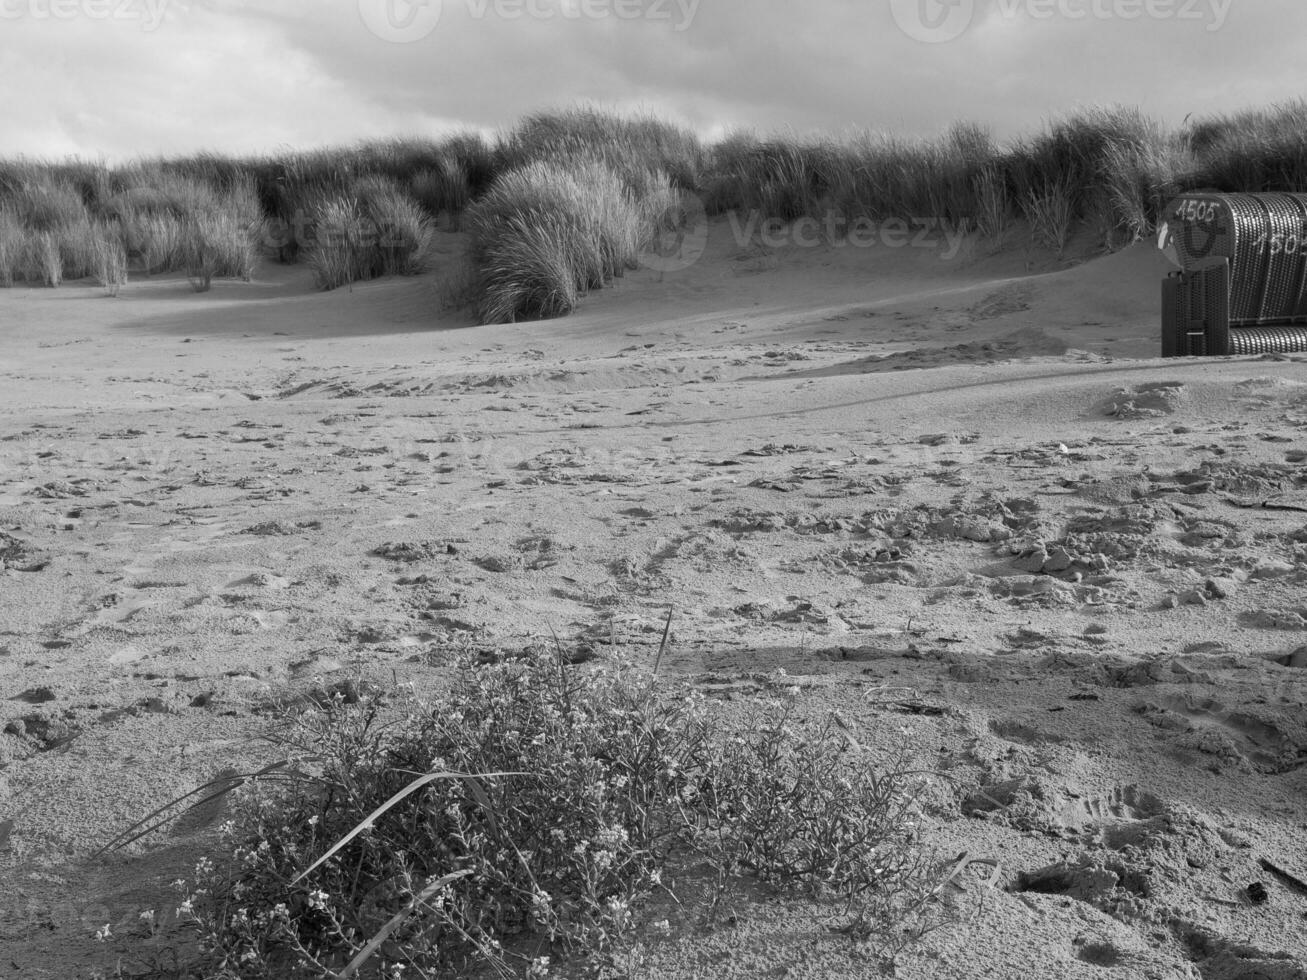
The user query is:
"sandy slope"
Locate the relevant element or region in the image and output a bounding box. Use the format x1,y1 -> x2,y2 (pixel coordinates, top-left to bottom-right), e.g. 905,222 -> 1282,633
1,221 -> 1306,979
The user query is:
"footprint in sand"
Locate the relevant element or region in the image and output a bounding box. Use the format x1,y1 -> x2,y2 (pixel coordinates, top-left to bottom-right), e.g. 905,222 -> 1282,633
1138,696 -> 1307,773
1065,784 -> 1167,828
66,593 -> 159,638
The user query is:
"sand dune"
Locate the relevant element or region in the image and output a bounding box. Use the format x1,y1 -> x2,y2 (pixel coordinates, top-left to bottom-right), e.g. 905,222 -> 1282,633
2,223 -> 1306,978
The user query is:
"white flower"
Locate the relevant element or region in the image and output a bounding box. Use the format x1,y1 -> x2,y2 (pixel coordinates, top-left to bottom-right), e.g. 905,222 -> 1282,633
94,923 -> 112,942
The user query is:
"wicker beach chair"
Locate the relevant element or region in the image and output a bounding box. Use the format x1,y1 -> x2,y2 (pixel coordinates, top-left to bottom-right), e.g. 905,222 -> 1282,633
1161,193 -> 1307,357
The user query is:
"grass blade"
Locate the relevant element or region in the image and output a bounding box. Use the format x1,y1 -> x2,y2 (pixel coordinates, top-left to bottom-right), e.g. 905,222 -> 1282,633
652,606 -> 673,676
336,869 -> 473,980
292,770 -> 528,886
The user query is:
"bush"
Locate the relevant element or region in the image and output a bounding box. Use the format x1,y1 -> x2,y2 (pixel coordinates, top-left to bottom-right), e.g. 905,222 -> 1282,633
306,198 -> 365,292
353,177 -> 432,277
465,157 -> 664,323
0,179 -> 103,284
186,211 -> 259,291
162,650 -> 945,979
100,173 -> 260,283
692,697 -> 942,952
468,211 -> 581,322
178,651 -> 713,978
245,136 -> 494,262
307,179 -> 432,291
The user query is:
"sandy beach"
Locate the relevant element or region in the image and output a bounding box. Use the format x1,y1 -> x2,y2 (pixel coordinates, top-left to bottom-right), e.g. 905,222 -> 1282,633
0,216 -> 1305,978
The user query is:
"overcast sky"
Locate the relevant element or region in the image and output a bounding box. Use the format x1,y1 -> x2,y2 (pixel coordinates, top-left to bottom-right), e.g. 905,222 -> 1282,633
2,0 -> 1303,160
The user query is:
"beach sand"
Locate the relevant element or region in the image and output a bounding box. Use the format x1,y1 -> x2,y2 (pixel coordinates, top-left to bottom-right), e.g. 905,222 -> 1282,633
2,222 -> 1305,979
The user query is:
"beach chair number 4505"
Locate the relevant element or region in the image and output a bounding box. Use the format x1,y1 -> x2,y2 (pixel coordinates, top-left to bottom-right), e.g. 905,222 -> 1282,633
1159,193 -> 1307,357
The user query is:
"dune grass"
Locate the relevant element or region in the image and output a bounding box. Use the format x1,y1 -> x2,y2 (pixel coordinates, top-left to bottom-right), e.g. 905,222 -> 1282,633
464,155 -> 677,322
3,102 -> 1307,308
0,134 -> 487,290
1183,99 -> 1307,192
495,107 -> 705,192
307,177 -> 433,291
0,163 -> 260,289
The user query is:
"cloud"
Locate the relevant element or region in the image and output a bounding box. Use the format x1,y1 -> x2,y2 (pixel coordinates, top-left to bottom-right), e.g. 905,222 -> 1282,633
0,0 -> 1301,158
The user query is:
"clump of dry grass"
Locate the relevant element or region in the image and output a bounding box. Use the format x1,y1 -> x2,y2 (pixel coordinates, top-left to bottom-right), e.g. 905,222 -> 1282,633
1183,99 -> 1307,192
106,171 -> 261,282
972,164 -> 1009,246
306,177 -> 432,291
0,166 -> 260,290
464,156 -> 674,323
1020,177 -> 1075,255
91,228 -> 128,296
0,178 -> 101,284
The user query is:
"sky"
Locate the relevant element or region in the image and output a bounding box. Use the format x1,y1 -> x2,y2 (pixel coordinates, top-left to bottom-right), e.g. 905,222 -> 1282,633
1,0 -> 1305,160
